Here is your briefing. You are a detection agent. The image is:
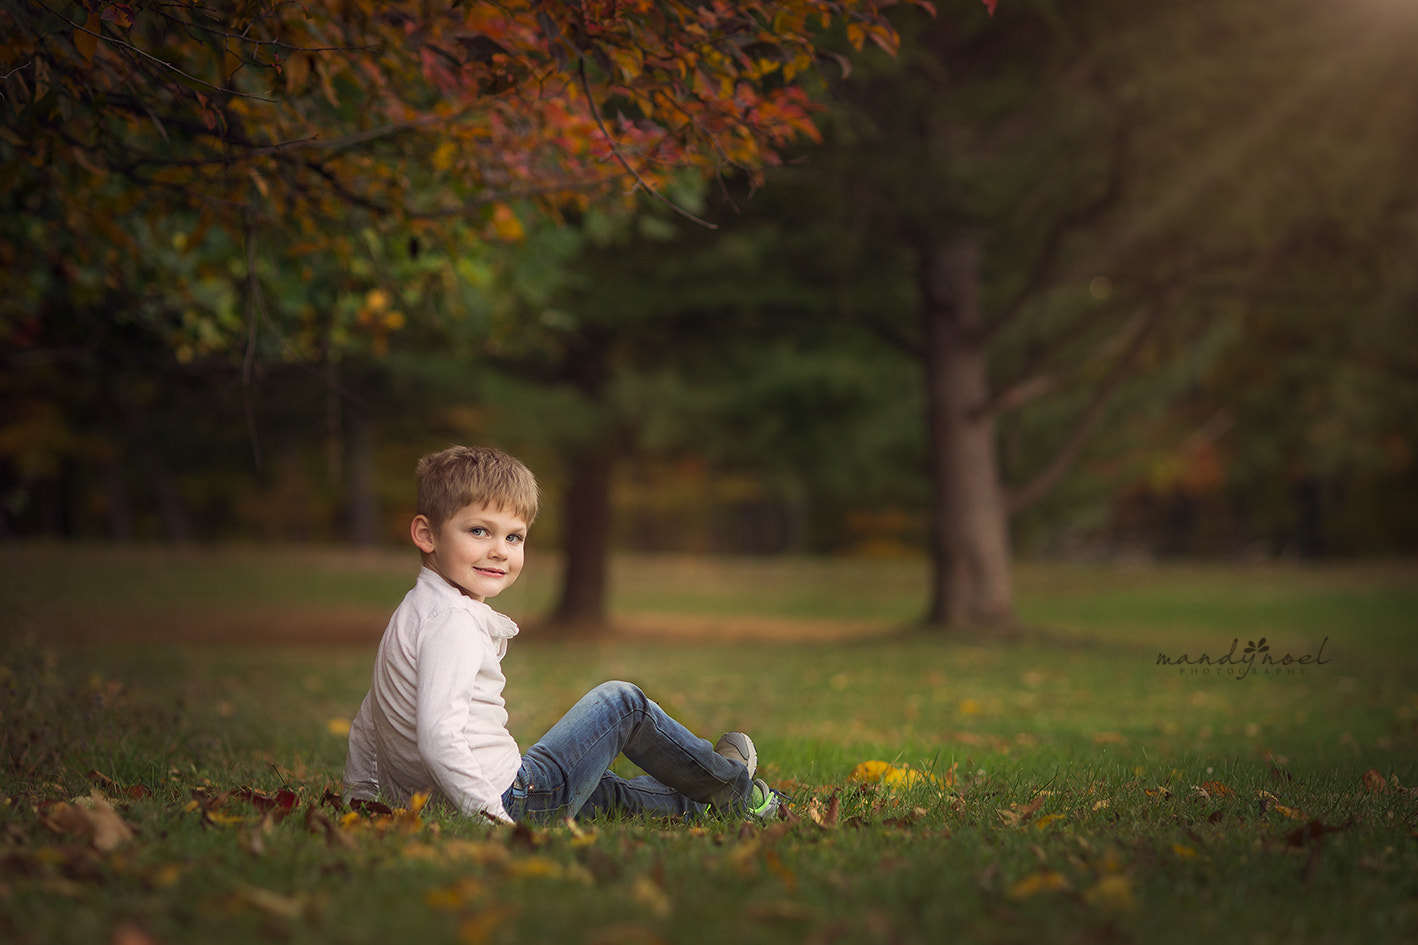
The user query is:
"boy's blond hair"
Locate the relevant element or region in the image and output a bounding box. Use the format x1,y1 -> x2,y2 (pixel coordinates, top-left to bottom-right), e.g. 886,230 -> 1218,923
416,446 -> 539,528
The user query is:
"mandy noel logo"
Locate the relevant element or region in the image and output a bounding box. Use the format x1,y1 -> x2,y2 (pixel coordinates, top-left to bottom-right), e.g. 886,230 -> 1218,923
1156,636 -> 1331,680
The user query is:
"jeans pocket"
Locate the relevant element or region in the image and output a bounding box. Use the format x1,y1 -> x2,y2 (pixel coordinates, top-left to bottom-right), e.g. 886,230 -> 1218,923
502,772 -> 531,822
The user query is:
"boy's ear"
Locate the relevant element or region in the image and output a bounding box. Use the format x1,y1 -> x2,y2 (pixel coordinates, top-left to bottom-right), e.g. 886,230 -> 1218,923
410,514 -> 438,554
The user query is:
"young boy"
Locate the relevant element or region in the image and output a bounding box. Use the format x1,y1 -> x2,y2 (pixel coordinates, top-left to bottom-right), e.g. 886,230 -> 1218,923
342,445 -> 779,824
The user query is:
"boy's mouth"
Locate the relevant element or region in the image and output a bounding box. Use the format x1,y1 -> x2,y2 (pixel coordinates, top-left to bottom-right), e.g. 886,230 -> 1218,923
474,567 -> 506,576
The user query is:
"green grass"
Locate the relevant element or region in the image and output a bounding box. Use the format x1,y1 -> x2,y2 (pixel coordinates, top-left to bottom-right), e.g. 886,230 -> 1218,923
1,548 -> 1416,945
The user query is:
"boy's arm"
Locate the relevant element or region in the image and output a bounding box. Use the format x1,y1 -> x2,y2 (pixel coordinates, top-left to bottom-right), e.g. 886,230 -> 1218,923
415,614 -> 515,822
342,691 -> 380,803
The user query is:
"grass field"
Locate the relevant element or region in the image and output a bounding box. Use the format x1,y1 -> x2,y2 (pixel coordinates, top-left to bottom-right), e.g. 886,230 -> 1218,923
1,546 -> 1415,945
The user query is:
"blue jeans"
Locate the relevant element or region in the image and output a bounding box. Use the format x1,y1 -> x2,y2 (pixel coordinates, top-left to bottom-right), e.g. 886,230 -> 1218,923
500,681 -> 754,823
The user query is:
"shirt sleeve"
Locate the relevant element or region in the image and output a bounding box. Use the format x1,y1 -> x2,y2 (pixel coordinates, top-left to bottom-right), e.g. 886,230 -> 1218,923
342,691 -> 380,802
414,611 -> 513,822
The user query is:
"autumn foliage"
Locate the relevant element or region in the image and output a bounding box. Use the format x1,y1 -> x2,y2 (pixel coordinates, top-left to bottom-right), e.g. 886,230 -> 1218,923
1,1 -> 941,281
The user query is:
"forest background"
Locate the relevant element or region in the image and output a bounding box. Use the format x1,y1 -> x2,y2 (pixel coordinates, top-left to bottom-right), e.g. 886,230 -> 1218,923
2,0 -> 1415,635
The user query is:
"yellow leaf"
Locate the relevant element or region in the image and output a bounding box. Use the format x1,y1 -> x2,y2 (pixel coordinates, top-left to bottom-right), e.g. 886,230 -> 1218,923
432,141 -> 458,173
1172,843 -> 1197,859
1034,813 -> 1065,831
73,12 -> 101,62
609,46 -> 643,80
1007,870 -> 1071,900
848,760 -> 940,789
1084,874 -> 1135,914
849,760 -> 892,783
326,718 -> 351,737
204,812 -> 248,827
425,877 -> 485,909
630,875 -> 673,918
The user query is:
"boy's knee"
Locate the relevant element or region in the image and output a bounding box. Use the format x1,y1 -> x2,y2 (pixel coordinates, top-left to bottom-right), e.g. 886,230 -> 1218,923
593,680 -> 642,701
590,680 -> 646,711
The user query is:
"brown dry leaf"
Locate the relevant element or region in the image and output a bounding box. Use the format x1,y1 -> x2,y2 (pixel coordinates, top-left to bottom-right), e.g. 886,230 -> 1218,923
764,848 -> 797,892
997,794 -> 1045,827
1362,769 -> 1389,794
806,790 -> 841,828
1285,817 -> 1354,848
41,791 -> 135,853
304,805 -> 357,850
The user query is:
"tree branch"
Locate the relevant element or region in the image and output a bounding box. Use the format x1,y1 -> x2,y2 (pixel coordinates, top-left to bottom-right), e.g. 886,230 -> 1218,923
1005,288 -> 1179,515
34,0 -> 276,102
577,57 -> 718,229
985,108 -> 1131,345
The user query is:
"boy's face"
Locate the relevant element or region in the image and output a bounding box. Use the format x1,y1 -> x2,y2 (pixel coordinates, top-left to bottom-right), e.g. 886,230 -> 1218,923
411,503 -> 527,602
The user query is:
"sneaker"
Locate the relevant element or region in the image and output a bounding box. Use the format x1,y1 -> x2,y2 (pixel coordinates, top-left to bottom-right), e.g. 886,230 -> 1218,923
714,732 -> 757,778
746,778 -> 781,821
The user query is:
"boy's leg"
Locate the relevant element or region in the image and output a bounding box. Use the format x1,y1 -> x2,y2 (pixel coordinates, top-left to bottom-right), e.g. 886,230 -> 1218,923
505,680 -> 753,823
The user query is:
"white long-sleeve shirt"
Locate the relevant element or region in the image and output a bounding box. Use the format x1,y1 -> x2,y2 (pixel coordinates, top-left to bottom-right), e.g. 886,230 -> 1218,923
343,566 -> 522,822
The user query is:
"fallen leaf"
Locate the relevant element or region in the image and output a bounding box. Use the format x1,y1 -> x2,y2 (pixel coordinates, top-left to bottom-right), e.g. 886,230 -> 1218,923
848,760 -> 940,789
1285,818 -> 1354,848
426,877 -> 486,910
1006,870 -> 1071,899
458,905 -> 516,945
806,790 -> 840,828
1083,874 -> 1135,914
40,792 -> 135,853
630,874 -> 673,917
997,794 -> 1045,827
1362,769 -> 1388,794
232,884 -> 305,919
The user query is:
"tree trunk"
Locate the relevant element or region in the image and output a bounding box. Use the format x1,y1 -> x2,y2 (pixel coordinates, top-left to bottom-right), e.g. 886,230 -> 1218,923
548,437 -> 614,632
346,410 -> 378,546
547,327 -> 617,634
919,236 -> 1015,630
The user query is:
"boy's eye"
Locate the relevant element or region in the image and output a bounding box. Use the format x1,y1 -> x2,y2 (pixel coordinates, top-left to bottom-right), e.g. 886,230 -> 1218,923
507,534 -> 524,544
469,526 -> 489,537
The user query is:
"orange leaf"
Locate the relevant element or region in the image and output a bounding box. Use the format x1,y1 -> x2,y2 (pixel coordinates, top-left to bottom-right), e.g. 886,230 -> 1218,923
73,12 -> 101,61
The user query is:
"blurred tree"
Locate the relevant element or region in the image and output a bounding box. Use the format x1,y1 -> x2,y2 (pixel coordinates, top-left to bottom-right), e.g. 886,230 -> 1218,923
468,192 -> 925,629
0,0 -> 946,542
686,0 -> 1418,630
